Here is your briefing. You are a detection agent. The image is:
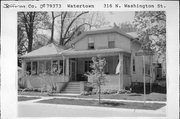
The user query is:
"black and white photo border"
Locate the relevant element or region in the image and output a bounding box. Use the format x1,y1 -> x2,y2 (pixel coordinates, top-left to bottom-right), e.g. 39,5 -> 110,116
1,0 -> 179,119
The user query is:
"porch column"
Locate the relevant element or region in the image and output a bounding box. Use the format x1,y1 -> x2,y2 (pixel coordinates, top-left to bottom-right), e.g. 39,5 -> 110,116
22,60 -> 26,77
66,57 -> 69,77
37,61 -> 39,74
119,53 -> 124,91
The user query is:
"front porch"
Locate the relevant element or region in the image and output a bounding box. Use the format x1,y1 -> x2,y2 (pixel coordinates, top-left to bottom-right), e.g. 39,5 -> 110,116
20,47 -> 132,93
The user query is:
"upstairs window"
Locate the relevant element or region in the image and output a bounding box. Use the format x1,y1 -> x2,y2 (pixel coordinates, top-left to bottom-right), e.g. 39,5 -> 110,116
88,37 -> 94,49
108,41 -> 115,48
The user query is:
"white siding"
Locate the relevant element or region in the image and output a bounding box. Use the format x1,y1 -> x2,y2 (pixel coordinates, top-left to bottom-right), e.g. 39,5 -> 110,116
74,32 -> 131,51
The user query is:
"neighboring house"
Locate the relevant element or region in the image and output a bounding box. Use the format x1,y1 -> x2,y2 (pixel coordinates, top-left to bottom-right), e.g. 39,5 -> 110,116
21,26 -> 155,93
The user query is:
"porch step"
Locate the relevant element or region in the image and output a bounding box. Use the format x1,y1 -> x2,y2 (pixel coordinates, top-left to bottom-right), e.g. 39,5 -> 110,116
61,82 -> 81,94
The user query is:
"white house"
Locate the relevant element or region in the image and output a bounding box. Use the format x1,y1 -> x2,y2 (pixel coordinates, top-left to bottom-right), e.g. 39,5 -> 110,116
20,27 -> 155,93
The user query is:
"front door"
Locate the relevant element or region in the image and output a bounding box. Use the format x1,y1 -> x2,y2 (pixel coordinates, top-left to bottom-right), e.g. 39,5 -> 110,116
70,60 -> 77,81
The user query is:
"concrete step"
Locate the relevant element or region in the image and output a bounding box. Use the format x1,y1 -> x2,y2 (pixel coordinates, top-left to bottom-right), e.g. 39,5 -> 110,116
64,87 -> 80,90
62,91 -> 81,94
67,83 -> 80,85
61,82 -> 81,94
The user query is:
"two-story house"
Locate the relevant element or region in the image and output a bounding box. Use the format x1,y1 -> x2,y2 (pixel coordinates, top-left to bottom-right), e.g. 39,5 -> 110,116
21,27 -> 154,93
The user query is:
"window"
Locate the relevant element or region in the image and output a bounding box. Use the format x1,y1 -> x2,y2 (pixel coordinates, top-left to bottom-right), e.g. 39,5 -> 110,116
104,60 -> 108,74
26,62 -> 31,75
32,61 -> 37,75
46,60 -> 51,74
88,43 -> 94,49
145,64 -> 150,76
123,55 -> 130,75
133,58 -> 135,73
88,37 -> 94,49
52,60 -> 58,74
59,60 -> 63,74
39,61 -> 45,74
85,60 -> 93,72
108,41 -> 115,48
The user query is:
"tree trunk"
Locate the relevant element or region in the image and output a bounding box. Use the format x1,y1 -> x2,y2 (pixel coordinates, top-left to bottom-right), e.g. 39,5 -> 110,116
50,12 -> 55,43
27,34 -> 33,52
50,19 -> 55,43
27,24 -> 34,52
23,12 -> 36,53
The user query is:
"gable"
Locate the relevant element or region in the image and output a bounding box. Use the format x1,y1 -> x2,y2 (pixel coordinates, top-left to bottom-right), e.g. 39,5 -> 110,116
73,31 -> 133,51
71,28 -> 136,45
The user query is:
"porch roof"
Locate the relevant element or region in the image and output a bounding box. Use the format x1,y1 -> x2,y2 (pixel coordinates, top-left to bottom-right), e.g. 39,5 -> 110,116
21,43 -> 65,58
62,48 -> 130,57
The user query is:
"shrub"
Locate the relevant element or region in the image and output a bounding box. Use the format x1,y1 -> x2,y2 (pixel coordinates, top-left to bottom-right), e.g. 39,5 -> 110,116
102,89 -> 118,94
84,56 -> 106,103
84,86 -> 93,92
80,91 -> 92,96
117,89 -> 131,94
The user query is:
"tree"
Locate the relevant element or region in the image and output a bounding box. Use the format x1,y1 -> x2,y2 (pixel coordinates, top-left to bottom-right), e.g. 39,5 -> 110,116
85,56 -> 106,104
118,22 -> 136,33
49,12 -> 61,43
17,25 -> 28,66
85,12 -> 110,30
133,11 -> 166,62
49,12 -> 109,46
56,12 -> 90,46
18,12 -> 50,53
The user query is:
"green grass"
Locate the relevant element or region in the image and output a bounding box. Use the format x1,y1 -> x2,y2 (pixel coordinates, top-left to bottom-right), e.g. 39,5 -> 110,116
18,96 -> 40,101
37,98 -> 165,110
19,91 -> 166,102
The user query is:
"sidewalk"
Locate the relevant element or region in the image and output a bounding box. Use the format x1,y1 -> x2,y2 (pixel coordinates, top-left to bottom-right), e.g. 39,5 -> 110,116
18,95 -> 166,117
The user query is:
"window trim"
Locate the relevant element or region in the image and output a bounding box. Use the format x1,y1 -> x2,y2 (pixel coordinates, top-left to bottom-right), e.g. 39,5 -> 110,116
88,37 -> 95,49
88,42 -> 95,49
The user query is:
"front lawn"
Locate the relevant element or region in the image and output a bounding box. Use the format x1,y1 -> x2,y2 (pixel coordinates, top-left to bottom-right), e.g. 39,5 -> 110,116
18,96 -> 41,101
19,91 -> 166,101
78,93 -> 166,102
37,98 -> 165,110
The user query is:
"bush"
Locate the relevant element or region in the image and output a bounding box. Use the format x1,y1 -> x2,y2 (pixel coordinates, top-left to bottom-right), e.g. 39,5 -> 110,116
117,89 -> 131,94
102,89 -> 118,94
84,86 -> 93,92
80,91 -> 92,96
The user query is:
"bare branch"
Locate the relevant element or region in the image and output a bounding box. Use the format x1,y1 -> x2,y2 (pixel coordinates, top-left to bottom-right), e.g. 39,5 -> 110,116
63,12 -> 89,39
64,23 -> 91,45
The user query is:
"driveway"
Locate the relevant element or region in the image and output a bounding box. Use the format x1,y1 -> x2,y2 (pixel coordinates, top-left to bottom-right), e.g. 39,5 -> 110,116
18,98 -> 166,117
